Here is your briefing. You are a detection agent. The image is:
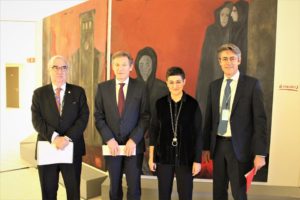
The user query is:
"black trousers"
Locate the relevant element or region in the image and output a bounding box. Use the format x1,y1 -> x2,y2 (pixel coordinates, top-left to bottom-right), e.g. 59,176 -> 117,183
105,154 -> 143,200
213,137 -> 252,200
156,164 -> 193,200
37,157 -> 82,200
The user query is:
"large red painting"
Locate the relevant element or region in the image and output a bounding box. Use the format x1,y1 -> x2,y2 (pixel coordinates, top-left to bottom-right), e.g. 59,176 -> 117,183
43,0 -> 277,182
111,0 -> 276,181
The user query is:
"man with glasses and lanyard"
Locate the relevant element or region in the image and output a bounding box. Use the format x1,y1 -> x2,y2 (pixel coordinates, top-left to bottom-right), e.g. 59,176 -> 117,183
202,44 -> 267,200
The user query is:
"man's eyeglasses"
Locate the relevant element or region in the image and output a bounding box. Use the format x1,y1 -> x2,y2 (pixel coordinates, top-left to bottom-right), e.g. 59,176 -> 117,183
219,57 -> 238,62
52,65 -> 68,71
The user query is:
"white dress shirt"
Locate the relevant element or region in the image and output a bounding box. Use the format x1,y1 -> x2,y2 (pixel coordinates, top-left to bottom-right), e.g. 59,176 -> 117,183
218,71 -> 240,137
115,78 -> 129,104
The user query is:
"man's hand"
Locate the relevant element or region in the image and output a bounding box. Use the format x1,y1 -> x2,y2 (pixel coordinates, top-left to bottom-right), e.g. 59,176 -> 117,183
125,139 -> 136,156
107,138 -> 119,156
148,158 -> 156,172
254,155 -> 266,174
192,162 -> 201,176
53,136 -> 69,150
202,150 -> 211,163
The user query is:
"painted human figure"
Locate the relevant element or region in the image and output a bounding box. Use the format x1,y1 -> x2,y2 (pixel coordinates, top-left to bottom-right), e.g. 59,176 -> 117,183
230,0 -> 249,74
135,47 -> 169,174
196,2 -> 233,121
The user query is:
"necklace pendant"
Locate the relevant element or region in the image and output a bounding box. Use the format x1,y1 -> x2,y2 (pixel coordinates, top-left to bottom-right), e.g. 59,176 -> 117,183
172,137 -> 178,147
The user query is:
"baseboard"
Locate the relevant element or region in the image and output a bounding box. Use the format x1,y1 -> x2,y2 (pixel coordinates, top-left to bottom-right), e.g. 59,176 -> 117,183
101,176 -> 300,200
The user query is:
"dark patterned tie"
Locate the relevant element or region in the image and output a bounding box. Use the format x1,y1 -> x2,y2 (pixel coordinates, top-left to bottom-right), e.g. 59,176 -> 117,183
217,79 -> 232,135
55,88 -> 62,113
118,83 -> 125,116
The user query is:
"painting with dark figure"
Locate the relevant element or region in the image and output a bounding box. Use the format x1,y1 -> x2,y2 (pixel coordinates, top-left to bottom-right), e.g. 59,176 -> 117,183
134,47 -> 169,174
42,0 -> 276,182
71,9 -> 105,170
70,10 -> 102,146
196,1 -> 233,120
42,0 -> 108,171
111,0 -> 276,181
230,0 -> 249,74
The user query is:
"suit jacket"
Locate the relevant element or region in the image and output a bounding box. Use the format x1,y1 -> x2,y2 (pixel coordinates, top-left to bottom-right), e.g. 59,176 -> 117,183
31,83 -> 89,161
203,74 -> 267,162
94,78 -> 149,153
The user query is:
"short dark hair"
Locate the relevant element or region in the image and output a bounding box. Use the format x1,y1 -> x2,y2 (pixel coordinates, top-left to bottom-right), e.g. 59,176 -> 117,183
112,50 -> 133,65
166,66 -> 185,80
217,43 -> 241,59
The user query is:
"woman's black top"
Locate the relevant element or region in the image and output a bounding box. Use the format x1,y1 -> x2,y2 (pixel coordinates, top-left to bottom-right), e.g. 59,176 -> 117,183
149,92 -> 202,166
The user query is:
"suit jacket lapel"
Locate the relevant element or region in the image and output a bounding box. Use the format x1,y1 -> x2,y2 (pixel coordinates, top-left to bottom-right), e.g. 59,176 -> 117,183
124,78 -> 135,116
47,84 -> 60,116
61,83 -> 72,117
111,80 -> 120,117
214,79 -> 223,118
231,75 -> 245,114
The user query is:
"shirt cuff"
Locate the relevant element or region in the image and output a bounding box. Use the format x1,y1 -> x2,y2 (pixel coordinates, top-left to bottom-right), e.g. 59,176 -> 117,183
51,132 -> 59,143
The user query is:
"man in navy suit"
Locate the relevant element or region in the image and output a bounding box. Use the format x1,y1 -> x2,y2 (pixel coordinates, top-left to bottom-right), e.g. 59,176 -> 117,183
31,55 -> 89,200
202,43 -> 267,200
94,51 -> 149,200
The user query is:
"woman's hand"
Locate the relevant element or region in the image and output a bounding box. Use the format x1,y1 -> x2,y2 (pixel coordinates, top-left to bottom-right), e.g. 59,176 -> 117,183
148,146 -> 156,171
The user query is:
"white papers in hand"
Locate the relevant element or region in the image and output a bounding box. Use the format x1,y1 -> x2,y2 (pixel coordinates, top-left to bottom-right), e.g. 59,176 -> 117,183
37,141 -> 73,165
102,145 -> 136,156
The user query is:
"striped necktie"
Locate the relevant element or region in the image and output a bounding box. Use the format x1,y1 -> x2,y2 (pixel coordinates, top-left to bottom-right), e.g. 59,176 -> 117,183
55,88 -> 62,113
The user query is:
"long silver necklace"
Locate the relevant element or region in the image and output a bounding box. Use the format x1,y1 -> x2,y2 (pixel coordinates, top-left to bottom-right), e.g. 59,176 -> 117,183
168,96 -> 183,147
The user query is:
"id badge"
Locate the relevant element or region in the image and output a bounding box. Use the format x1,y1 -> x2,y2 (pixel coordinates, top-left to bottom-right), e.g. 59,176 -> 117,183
222,109 -> 230,121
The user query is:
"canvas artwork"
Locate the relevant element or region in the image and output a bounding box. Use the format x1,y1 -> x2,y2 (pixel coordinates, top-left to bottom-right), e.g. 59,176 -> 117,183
111,0 -> 277,181
43,0 -> 277,181
43,0 -> 108,170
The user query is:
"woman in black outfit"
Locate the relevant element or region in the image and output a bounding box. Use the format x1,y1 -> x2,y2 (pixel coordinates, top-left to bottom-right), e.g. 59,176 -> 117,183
148,66 -> 203,200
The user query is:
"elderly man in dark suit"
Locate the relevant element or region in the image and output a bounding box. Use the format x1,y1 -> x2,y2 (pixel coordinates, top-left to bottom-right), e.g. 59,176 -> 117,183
94,51 -> 149,200
202,43 -> 267,200
31,55 -> 89,200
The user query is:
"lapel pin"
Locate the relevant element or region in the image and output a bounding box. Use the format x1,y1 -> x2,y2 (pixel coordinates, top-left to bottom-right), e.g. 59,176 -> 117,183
68,90 -> 71,94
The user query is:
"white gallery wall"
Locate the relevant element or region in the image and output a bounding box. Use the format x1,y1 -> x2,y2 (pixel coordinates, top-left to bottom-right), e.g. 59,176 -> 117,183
0,20 -> 42,158
0,0 -> 85,160
268,0 -> 300,187
0,0 -> 299,187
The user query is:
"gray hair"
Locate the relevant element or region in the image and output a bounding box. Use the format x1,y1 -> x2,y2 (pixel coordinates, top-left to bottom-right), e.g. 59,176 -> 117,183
47,55 -> 69,69
217,43 -> 241,60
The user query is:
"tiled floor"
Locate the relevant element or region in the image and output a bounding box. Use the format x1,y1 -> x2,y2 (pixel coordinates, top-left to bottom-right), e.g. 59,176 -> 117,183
0,167 -> 67,200
0,141 -> 101,200
1,133 -> 299,200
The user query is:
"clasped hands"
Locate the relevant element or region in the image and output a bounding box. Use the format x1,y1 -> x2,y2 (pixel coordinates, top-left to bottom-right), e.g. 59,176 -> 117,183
53,136 -> 70,150
107,138 -> 136,156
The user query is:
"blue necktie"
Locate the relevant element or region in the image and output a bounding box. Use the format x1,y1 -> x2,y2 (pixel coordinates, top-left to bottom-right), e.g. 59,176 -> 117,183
218,79 -> 232,135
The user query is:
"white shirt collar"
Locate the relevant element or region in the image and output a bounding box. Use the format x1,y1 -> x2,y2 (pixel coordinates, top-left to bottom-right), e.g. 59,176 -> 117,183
116,78 -> 129,86
52,83 -> 66,92
223,70 -> 240,82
